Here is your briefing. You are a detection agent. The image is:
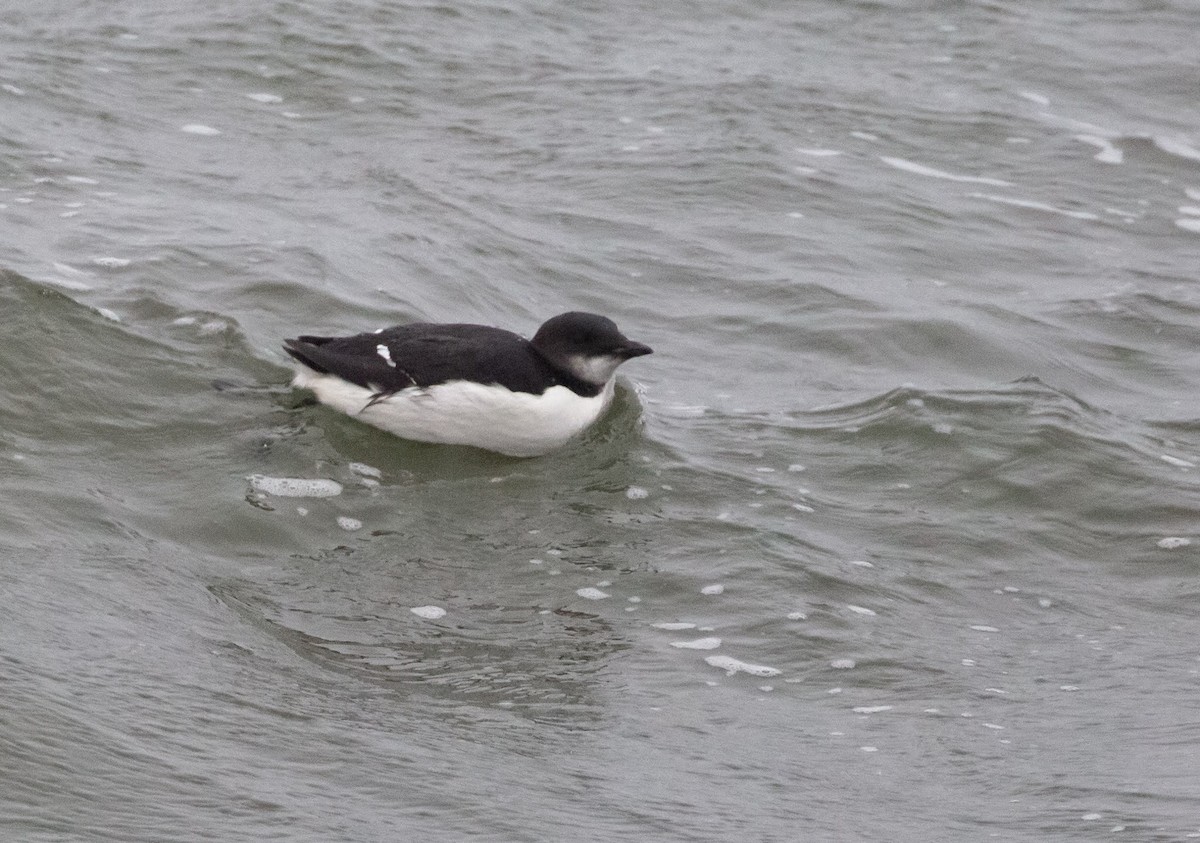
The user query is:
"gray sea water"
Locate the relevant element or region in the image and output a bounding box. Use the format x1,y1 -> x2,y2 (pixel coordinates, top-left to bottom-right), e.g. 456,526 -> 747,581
4,2 -> 1200,840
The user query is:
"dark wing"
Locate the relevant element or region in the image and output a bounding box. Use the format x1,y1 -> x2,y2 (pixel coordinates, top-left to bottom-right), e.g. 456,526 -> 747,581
283,322 -> 561,396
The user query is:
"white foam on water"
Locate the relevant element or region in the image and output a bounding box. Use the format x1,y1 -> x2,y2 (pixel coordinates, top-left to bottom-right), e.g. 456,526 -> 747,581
1176,218 -> 1200,233
991,194 -> 1102,220
853,705 -> 893,714
410,605 -> 446,620
670,637 -> 721,650
704,655 -> 781,677
1018,90 -> 1050,105
787,611 -> 807,620
787,463 -> 805,472
348,462 -> 382,479
67,175 -> 99,184
846,604 -> 876,616
181,124 -> 222,136
246,92 -> 283,103
1179,205 -> 1200,216
968,192 -> 1098,220
830,658 -> 856,669
851,131 -> 878,141
1161,454 -> 1195,468
249,475 -> 343,498
1157,537 -> 1191,549
172,316 -> 197,325
97,308 -> 120,322
91,256 -> 131,268
625,485 -> 649,499
1154,136 -> 1200,162
848,559 -> 874,568
881,155 -> 1011,186
337,516 -> 362,531
575,587 -> 610,600
701,584 -> 724,595
795,147 -> 842,156
971,625 -> 1000,632
1075,134 -> 1123,163
860,746 -> 878,753
983,723 -> 1004,730
653,622 -> 696,630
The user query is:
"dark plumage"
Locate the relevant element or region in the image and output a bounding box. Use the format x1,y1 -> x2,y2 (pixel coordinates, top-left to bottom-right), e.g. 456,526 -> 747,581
281,311 -> 652,455
283,311 -> 651,402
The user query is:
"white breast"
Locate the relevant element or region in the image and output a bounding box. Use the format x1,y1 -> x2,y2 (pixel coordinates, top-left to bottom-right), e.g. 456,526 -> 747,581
292,367 -> 615,457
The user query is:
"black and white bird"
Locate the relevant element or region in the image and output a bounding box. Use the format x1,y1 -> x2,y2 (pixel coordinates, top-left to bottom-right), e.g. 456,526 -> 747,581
283,311 -> 652,456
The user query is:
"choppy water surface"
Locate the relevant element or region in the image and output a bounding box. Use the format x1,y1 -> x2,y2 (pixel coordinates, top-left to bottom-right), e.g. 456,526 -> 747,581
4,2 -> 1200,840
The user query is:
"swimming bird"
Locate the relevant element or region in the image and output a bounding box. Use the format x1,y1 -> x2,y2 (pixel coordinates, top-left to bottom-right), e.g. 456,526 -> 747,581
283,311 -> 652,456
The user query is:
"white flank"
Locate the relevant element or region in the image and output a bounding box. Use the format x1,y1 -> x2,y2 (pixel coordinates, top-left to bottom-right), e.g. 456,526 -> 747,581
292,366 -> 614,457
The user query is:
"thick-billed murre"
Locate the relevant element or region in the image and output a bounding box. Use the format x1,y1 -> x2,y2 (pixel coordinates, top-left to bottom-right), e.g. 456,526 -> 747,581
283,311 -> 652,456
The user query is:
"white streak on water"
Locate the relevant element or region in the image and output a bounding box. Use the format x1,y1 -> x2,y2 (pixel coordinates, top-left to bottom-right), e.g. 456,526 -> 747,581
336,516 -> 362,531
968,192 -> 1098,220
181,124 -> 221,136
701,584 -> 724,595
653,622 -> 696,630
1154,136 -> 1200,162
410,605 -> 446,620
576,587 -> 610,600
881,156 -> 1011,187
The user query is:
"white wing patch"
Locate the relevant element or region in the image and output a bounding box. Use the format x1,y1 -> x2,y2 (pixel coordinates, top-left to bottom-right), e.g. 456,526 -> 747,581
376,343 -> 397,367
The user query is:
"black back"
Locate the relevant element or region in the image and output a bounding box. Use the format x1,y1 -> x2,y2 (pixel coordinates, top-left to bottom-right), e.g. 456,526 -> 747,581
283,321 -> 600,398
